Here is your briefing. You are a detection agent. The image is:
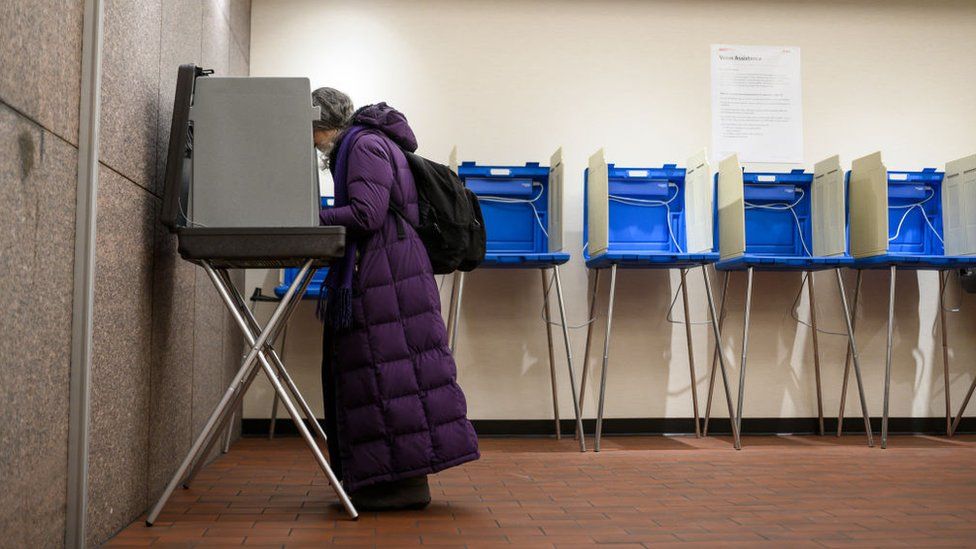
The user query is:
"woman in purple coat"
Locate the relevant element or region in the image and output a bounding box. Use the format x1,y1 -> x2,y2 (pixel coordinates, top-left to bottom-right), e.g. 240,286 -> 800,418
311,88 -> 479,510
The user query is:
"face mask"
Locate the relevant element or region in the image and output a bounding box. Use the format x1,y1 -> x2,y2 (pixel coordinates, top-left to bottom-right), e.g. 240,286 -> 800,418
315,141 -> 334,155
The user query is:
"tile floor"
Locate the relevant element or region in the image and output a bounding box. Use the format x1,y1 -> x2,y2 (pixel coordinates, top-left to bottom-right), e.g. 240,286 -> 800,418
106,434 -> 976,547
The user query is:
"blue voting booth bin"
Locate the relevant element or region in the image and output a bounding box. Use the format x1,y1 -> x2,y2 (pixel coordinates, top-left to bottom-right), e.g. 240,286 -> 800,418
845,163 -> 976,448
582,155 -> 741,450
449,155 -> 585,450
850,168 -> 967,268
584,163 -> 719,268
712,162 -> 872,447
715,169 -> 852,271
459,162 -> 570,268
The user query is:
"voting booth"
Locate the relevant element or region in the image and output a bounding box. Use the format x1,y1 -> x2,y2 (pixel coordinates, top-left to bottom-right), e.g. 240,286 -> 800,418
444,148 -> 585,451
716,155 -> 851,269
943,153 -> 976,434
149,65 -> 356,524
582,149 -> 741,450
712,154 -> 873,447
843,152 -> 976,448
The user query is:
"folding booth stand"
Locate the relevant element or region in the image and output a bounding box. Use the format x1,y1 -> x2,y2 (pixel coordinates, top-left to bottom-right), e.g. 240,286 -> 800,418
710,154 -> 874,448
841,152 -> 976,448
147,65 -> 357,525
226,196 -> 336,444
582,149 -> 741,451
445,148 -> 586,452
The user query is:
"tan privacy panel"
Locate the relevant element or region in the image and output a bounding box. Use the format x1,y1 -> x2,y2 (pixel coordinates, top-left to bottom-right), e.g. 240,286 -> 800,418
812,155 -> 847,257
588,149 -> 609,257
943,153 -> 976,256
849,151 -> 888,258
717,154 -> 745,260
547,147 -> 564,252
684,149 -> 713,254
449,146 -> 458,174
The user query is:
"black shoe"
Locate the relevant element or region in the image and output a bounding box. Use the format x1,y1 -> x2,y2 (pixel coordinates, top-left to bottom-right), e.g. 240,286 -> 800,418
350,475 -> 431,511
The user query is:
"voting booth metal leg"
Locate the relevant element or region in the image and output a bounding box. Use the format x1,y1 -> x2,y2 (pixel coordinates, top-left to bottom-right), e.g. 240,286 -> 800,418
552,266 -> 586,452
680,269 -> 702,438
951,375 -> 976,436
735,267 -> 755,437
448,272 -> 465,355
223,272 -> 331,447
939,270 -> 952,436
208,263 -> 356,518
701,266 -> 741,450
576,269 -> 600,441
806,272 -> 825,436
836,270 -> 863,436
183,269 -> 316,487
182,268 -> 319,488
703,270 -> 731,437
146,261 -> 330,525
541,269 -> 561,439
222,296 -> 263,454
268,321 -> 289,440
595,265 -> 618,452
882,266 -> 896,448
835,269 -> 874,447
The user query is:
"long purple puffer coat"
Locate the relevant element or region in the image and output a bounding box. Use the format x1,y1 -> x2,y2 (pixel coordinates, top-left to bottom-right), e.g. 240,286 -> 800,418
319,103 -> 479,492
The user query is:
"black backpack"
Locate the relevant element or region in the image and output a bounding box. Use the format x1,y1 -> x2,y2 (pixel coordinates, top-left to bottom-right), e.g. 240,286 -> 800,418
387,151 -> 486,274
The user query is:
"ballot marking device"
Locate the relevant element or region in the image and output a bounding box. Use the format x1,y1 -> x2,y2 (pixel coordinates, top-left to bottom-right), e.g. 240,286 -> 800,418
147,65 -> 356,524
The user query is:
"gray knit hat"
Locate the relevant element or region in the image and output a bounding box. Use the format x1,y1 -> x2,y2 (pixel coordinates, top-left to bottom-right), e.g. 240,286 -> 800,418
311,87 -> 354,131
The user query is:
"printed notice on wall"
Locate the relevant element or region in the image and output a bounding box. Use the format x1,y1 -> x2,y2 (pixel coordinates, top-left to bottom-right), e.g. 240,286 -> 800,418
711,44 -> 802,164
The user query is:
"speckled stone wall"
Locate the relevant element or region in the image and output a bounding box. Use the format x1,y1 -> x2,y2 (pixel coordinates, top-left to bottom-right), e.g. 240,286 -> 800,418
0,1 -> 84,546
86,1 -> 252,545
0,1 -> 251,546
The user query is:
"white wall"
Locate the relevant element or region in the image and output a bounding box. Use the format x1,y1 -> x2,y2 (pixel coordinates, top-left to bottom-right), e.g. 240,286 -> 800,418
245,0 -> 976,423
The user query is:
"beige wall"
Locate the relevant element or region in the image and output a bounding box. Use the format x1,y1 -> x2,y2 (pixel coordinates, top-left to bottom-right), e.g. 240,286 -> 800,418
247,0 -> 976,422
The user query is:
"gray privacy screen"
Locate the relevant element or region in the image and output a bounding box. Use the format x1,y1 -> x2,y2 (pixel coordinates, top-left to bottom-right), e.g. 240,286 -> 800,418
189,77 -> 320,227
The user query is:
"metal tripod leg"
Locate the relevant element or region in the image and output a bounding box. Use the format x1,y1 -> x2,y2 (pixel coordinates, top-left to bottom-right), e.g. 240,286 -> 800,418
837,270 -> 862,436
702,266 -> 741,450
806,272 -> 825,436
680,268 -> 702,437
146,260 -> 315,526
553,266 -> 586,452
735,267 -> 754,437
939,270 -> 952,436
951,376 -> 976,436
208,266 -> 357,519
703,270 -> 730,436
268,322 -> 288,440
836,269 -> 874,447
882,265 -> 896,449
541,269 -> 561,439
449,272 -> 465,355
224,272 -> 330,446
595,264 -> 618,452
222,296 -> 262,454
183,267 -> 316,487
446,272 -> 460,349
576,269 -> 600,441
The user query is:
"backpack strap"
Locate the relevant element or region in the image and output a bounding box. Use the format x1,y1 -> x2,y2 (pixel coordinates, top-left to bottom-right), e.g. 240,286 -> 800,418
375,137 -> 416,240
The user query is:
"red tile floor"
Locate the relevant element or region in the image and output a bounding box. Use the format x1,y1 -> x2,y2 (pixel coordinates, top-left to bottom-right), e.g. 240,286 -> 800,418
108,434 -> 976,547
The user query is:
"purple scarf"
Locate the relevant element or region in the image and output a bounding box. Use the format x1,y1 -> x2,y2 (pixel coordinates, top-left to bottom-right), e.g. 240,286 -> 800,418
319,126 -> 366,328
